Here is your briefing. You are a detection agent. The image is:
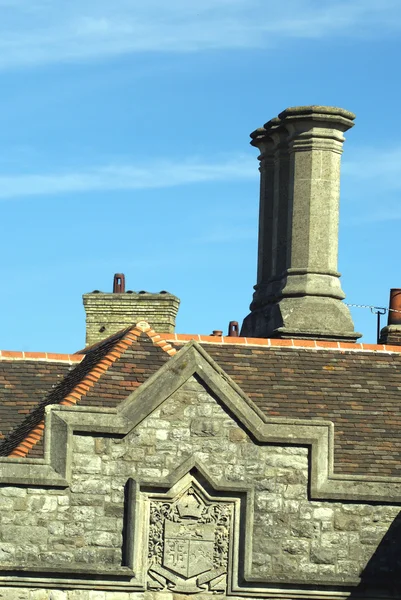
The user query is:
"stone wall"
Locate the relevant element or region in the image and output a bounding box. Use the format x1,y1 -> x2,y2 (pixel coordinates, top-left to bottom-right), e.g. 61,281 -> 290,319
1,378 -> 401,597
0,592 -> 143,599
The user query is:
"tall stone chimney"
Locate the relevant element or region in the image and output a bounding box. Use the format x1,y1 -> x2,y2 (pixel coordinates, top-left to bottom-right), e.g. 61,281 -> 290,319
83,274 -> 180,346
241,105 -> 360,342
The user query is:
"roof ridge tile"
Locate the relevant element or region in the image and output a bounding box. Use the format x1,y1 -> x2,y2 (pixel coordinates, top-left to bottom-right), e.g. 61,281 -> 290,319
7,327 -> 139,457
155,333 -> 401,354
140,324 -> 177,356
0,350 -> 84,363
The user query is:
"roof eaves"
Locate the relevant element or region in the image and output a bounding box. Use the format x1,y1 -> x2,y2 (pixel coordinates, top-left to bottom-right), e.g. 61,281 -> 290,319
6,321 -> 176,459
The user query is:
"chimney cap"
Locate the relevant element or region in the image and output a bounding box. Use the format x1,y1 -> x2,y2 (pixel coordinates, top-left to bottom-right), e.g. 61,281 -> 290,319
250,120 -> 283,148
278,105 -> 356,120
250,126 -> 267,140
278,105 -> 355,131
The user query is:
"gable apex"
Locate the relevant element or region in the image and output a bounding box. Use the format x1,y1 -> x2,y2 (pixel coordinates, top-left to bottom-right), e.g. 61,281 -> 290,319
118,339 -> 265,437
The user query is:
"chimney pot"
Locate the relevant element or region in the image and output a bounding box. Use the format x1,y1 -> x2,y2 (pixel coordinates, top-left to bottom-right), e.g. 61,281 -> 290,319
228,321 -> 239,337
388,289 -> 401,326
379,288 -> 401,345
113,273 -> 125,293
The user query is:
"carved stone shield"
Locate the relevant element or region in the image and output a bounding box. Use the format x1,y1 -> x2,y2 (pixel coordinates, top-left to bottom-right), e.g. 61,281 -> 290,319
163,520 -> 215,578
147,481 -> 233,593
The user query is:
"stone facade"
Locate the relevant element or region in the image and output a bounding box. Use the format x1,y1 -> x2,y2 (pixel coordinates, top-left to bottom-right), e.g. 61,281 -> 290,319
1,356 -> 401,599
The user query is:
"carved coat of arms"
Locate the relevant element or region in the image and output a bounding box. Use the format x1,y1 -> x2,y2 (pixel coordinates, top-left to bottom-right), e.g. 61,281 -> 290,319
164,520 -> 215,578
148,486 -> 231,593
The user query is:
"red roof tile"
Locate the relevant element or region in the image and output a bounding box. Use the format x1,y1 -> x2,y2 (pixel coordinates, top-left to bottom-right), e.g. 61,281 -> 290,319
0,323 -> 175,458
0,355 -> 80,444
4,324 -> 401,478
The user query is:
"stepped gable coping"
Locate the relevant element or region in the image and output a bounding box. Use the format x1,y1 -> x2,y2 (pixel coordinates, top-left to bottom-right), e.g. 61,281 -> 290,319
6,322 -> 177,459
157,333 -> 401,353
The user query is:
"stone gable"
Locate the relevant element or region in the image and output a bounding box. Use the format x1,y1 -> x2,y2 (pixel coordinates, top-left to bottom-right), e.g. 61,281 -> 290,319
1,374 -> 401,599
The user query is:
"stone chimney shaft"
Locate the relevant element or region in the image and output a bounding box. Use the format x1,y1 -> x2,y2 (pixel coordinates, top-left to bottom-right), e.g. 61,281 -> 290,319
242,105 -> 360,341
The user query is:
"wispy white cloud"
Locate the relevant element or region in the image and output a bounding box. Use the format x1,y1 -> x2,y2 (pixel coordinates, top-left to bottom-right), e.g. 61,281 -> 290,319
0,0 -> 400,69
343,145 -> 401,188
342,145 -> 401,222
0,156 -> 255,200
2,142 -> 400,205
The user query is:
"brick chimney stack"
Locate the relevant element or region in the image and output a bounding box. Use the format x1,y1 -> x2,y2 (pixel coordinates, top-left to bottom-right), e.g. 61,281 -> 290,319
241,105 -> 360,342
379,289 -> 401,345
83,274 -> 180,346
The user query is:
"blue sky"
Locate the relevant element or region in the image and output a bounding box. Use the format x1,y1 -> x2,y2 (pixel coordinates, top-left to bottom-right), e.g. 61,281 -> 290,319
1,0 -> 401,351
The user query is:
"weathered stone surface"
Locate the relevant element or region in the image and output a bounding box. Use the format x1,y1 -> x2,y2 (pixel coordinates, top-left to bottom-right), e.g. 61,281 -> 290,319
83,291 -> 180,346
310,545 -> 337,565
241,105 -> 360,342
1,376 -> 401,595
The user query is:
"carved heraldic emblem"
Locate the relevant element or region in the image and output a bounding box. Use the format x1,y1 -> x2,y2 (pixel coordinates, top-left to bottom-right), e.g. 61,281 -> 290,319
148,484 -> 232,593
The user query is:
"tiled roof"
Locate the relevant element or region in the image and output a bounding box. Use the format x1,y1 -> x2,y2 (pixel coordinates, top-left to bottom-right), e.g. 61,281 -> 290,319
0,323 -> 175,458
78,331 -> 172,409
0,353 -> 82,443
166,335 -> 401,477
4,326 -> 401,478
